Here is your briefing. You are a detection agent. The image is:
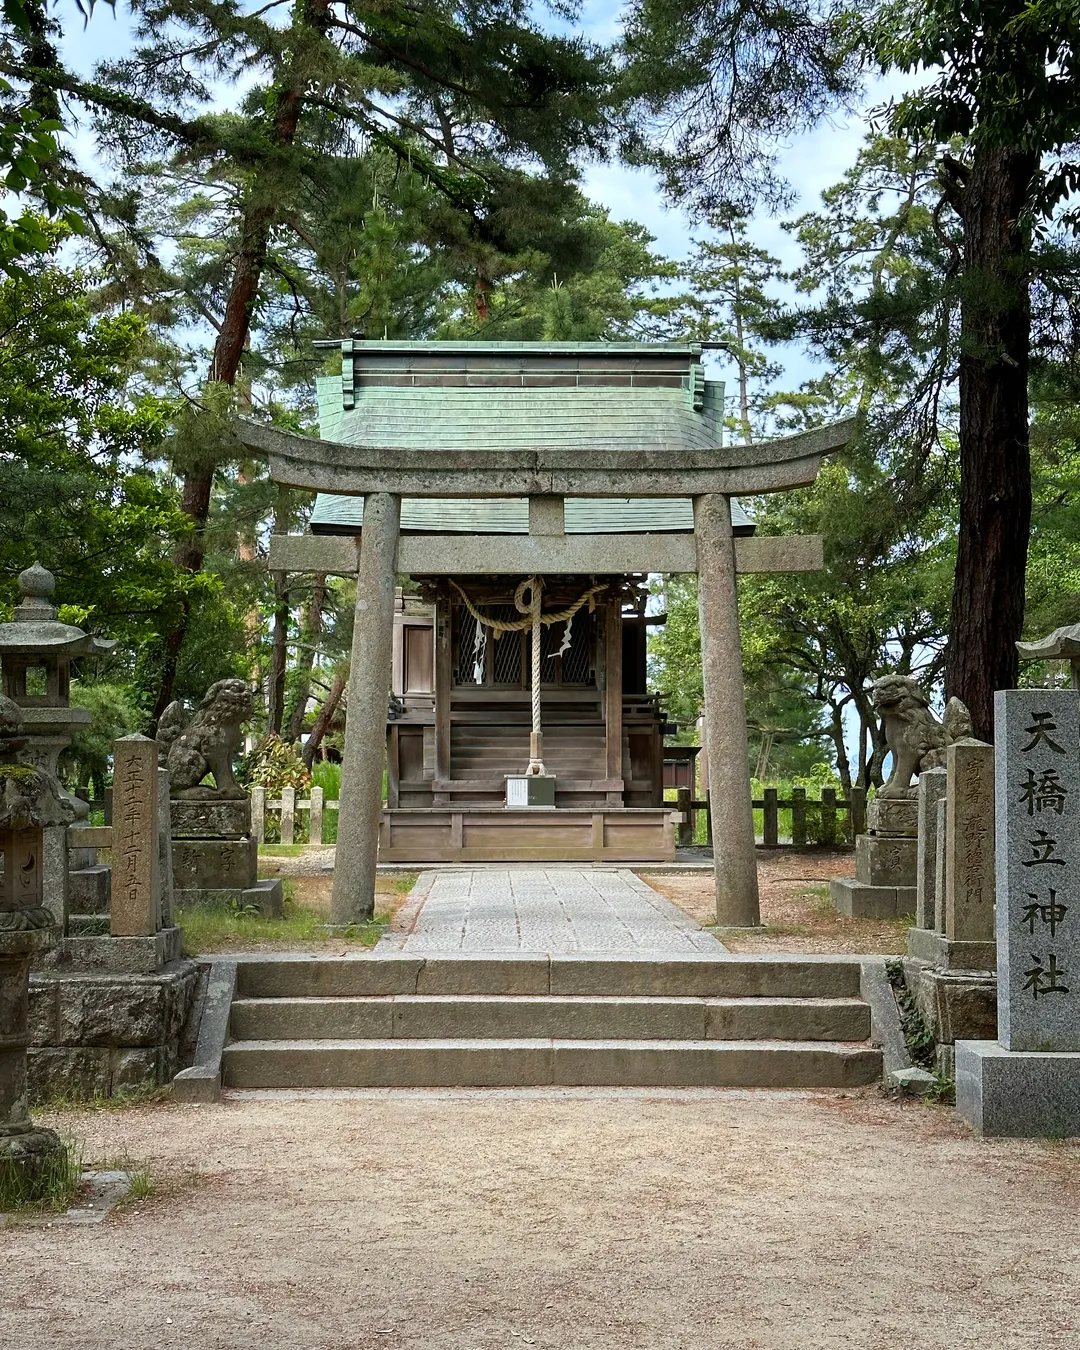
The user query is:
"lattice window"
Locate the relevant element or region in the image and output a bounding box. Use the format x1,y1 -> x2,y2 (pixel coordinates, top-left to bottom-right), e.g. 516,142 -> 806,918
453,605 -> 482,684
490,609 -> 524,684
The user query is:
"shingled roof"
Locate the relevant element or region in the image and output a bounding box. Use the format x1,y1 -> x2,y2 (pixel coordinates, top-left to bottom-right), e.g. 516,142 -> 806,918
308,340 -> 753,537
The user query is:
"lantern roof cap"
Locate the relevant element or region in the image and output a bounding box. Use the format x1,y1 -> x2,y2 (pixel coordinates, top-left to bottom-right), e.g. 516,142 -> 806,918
0,563 -> 117,657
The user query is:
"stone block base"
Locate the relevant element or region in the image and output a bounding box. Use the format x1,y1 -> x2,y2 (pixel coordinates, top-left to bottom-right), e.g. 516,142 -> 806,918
58,927 -> 183,975
867,797 -> 918,837
172,837 -> 257,891
69,864 -> 110,915
170,799 -> 251,839
911,966 -> 997,1044
28,957 -> 200,1104
830,878 -> 916,919
174,878 -> 283,918
956,1040 -> 1080,1137
907,927 -> 997,971
856,833 -> 917,888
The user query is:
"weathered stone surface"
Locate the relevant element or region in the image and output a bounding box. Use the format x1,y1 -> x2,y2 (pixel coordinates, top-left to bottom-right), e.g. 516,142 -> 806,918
159,679 -> 252,801
172,837 -> 257,892
855,834 -> 916,888
906,927 -> 996,971
69,864 -> 110,915
169,798 -> 251,839
995,689 -> 1080,1053
27,1046 -> 110,1101
867,797 -> 918,837
870,674 -> 973,798
945,738 -> 995,942
60,927 -> 183,974
111,1046 -> 162,1092
914,968 -> 998,1044
915,768 -> 947,930
934,796 -> 947,932
27,959 -> 199,1101
956,1039 -> 1080,1137
110,734 -> 159,937
27,978 -> 57,1045
830,878 -> 914,920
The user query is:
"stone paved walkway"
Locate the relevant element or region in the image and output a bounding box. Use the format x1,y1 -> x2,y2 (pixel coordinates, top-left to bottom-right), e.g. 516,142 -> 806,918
390,867 -> 725,954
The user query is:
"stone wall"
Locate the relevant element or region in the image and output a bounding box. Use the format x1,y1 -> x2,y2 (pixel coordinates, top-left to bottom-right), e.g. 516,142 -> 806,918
27,958 -> 202,1102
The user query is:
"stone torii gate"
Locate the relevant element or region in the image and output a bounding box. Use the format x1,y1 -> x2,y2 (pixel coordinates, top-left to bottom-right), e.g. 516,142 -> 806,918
242,389 -> 850,929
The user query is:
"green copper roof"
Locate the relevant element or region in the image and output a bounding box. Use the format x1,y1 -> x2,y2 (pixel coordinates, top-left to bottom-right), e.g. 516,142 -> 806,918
309,494 -> 752,535
315,382 -> 725,453
307,341 -> 749,538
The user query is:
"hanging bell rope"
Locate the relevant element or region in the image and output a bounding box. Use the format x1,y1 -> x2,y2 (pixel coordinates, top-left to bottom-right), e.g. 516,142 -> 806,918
450,577 -> 608,777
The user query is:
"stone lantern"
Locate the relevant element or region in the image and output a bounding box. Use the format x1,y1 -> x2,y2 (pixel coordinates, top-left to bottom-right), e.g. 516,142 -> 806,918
0,694 -> 71,1195
0,562 -> 115,927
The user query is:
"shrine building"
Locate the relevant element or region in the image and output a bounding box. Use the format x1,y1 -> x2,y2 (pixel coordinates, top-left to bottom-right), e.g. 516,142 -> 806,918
246,340 -> 850,926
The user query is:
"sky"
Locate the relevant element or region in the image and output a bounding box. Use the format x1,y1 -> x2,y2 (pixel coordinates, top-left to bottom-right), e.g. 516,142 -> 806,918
56,0 -> 911,397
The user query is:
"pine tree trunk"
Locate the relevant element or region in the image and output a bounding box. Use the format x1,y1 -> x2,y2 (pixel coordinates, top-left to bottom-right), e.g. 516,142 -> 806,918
302,672 -> 346,769
150,0 -> 333,724
267,575 -> 290,737
945,146 -> 1037,740
285,574 -> 327,742
828,703 -> 852,795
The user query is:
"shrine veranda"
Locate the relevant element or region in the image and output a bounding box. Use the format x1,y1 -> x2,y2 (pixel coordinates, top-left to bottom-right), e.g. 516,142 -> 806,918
249,340 -> 852,926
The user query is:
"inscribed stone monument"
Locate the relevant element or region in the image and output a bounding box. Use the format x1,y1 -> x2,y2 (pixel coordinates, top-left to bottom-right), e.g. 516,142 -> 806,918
955,688 -> 1080,1136
110,735 -> 160,938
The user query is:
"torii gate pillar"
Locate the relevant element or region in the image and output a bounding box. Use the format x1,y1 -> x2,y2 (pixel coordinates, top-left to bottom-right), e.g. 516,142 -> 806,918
331,492 -> 400,924
695,494 -> 760,926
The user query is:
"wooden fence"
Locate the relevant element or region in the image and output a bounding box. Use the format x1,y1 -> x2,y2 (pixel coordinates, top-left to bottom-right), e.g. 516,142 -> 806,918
673,785 -> 865,850
250,785 -> 340,846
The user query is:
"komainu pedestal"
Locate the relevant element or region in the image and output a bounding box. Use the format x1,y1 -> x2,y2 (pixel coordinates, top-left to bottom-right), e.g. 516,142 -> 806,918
171,798 -> 282,916
830,797 -> 918,919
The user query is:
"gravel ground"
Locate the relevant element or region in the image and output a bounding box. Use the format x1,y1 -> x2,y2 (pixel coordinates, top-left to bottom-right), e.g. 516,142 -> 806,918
5,1090 -> 1079,1349
646,851 -> 911,954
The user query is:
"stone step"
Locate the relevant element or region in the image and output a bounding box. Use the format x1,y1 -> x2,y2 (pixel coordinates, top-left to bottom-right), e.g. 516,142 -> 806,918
231,994 -> 870,1043
222,1037 -> 882,1089
235,954 -> 864,1001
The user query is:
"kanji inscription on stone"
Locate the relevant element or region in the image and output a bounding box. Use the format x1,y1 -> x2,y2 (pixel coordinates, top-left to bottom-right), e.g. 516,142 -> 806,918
995,689 -> 1080,1051
109,734 -> 160,937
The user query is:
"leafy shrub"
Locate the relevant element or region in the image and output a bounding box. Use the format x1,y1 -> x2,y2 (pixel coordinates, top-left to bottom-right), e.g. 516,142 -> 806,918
239,734 -> 312,796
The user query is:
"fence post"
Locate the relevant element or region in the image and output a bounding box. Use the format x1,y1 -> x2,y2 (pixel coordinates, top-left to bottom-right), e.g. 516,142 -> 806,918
763,787 -> 778,848
820,787 -> 837,846
103,786 -> 113,826
849,785 -> 867,841
251,786 -> 266,844
674,786 -> 693,848
704,790 -> 712,848
281,785 -> 296,846
310,785 -> 324,846
791,787 -> 807,847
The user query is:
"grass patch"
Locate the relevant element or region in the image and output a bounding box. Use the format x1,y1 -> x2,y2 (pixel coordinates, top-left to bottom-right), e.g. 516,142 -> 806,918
41,1083 -> 171,1114
258,843 -> 310,858
117,1167 -> 156,1206
179,886 -> 390,955
0,1133 -> 83,1213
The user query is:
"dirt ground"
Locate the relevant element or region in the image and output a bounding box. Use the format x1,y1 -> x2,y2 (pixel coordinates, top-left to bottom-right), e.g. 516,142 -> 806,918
646,851 -> 910,954
5,1089 -> 1079,1349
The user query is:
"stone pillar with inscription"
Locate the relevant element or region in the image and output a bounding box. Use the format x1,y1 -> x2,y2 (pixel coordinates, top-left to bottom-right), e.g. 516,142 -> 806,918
110,735 -> 160,937
956,689 -> 1080,1136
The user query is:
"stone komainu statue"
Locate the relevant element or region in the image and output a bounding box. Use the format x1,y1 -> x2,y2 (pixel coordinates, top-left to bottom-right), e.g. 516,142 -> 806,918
157,679 -> 254,801
871,674 -> 973,799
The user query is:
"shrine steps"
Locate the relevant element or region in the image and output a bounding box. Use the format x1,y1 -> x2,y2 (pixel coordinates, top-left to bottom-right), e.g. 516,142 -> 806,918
218,955 -> 883,1090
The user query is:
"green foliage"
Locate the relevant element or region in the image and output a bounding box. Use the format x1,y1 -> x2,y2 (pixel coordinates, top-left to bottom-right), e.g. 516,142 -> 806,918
618,0 -> 862,213
61,683 -> 144,792
0,1134 -> 82,1212
239,734 -> 312,796
0,242 -> 193,664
